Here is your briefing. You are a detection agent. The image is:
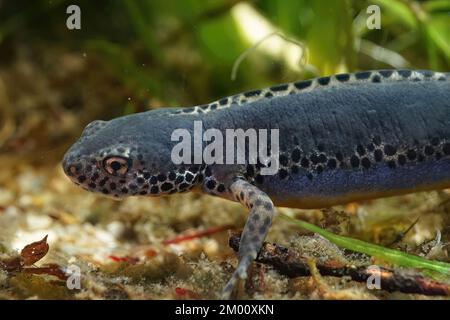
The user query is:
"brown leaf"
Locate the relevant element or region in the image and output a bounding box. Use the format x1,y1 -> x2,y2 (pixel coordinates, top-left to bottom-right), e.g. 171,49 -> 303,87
20,235 -> 49,266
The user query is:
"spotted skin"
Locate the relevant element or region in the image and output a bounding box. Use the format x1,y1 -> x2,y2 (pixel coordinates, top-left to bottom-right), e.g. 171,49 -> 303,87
222,178 -> 275,298
62,69 -> 450,298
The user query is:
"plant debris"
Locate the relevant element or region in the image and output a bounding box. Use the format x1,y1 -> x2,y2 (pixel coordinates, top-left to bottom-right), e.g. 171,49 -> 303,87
229,233 -> 450,296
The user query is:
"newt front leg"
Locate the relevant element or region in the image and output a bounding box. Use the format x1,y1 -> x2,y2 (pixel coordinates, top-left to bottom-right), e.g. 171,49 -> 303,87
221,178 -> 276,298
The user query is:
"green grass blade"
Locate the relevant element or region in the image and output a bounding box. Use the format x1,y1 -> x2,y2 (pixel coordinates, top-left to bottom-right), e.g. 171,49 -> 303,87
281,214 -> 450,276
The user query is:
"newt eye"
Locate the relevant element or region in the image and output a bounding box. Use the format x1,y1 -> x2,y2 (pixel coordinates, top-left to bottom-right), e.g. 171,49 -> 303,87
103,156 -> 131,176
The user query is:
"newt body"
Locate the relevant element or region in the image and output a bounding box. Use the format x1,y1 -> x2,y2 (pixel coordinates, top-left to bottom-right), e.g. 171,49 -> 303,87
63,69 -> 450,297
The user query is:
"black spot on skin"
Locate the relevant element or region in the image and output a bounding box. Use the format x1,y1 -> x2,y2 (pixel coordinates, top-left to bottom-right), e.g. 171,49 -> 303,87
335,152 -> 344,161
335,73 -> 350,82
219,98 -> 228,105
179,183 -> 189,190
300,158 -> 310,168
206,180 -> 216,190
217,184 -> 226,193
291,165 -> 299,174
150,186 -> 159,194
143,172 -> 151,179
109,183 -> 116,190
189,166 -> 200,173
139,191 -> 147,195
150,176 -> 158,184
263,202 -> 272,211
424,146 -> 434,156
355,71 -> 371,79
129,183 -> 137,190
361,157 -> 371,169
175,175 -> 184,184
350,155 -> 360,168
279,154 -> 289,166
291,149 -> 301,162
185,172 -> 194,182
252,213 -> 260,221
255,199 -> 262,207
407,149 -> 417,160
197,174 -> 204,183
77,175 -> 86,183
137,177 -> 145,184
398,70 -> 412,78
387,160 -> 397,169
419,70 -> 433,78
318,154 -> 327,163
374,149 -> 383,162
99,177 -> 108,187
318,76 -> 330,85
278,169 -> 289,179
161,182 -> 173,191
384,145 -> 396,156
157,174 -> 166,182
210,103 -> 218,110
182,108 -> 194,113
316,165 -> 323,174
443,143 -> 450,155
168,172 -> 177,180
258,226 -> 267,235
357,145 -> 366,156
379,70 -> 393,78
121,187 -> 128,193
327,159 -> 337,169
88,183 -> 96,189
244,90 -> 262,97
294,80 -> 312,90
271,84 -> 289,92
371,75 -> 381,83
398,154 -> 407,166
264,92 -> 273,98
310,154 -> 320,165
102,189 -> 109,194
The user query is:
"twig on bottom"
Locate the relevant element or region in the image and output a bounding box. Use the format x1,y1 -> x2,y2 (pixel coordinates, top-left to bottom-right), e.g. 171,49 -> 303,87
229,233 -> 450,296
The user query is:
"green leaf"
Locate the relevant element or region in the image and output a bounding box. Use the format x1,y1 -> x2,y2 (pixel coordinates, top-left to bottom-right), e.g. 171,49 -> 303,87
281,214 -> 450,276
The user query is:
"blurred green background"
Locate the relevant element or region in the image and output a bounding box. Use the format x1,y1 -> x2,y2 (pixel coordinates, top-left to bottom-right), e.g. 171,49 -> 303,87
0,0 -> 449,162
